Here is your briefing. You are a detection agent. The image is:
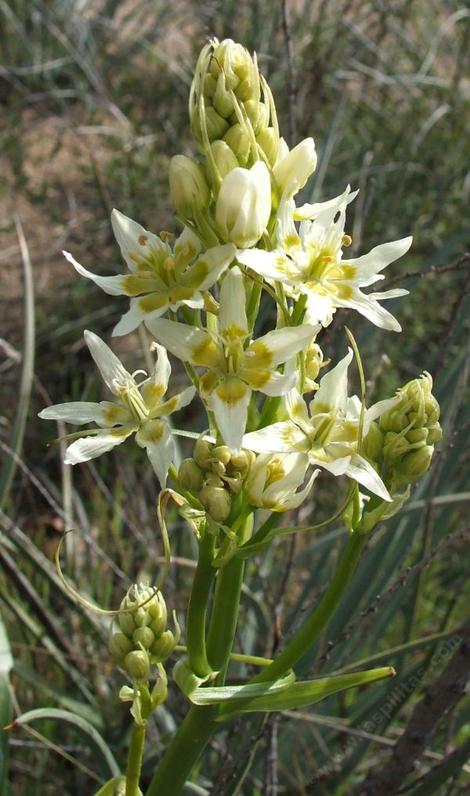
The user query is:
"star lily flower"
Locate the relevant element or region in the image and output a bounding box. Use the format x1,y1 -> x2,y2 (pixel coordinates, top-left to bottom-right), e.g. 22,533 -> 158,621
245,452 -> 319,512
39,330 -> 195,486
146,267 -> 316,450
243,348 -> 399,500
64,209 -> 235,337
238,186 -> 412,331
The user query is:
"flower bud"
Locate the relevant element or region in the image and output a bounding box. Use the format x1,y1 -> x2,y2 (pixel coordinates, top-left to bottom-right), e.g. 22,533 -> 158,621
212,445 -> 232,467
205,107 -> 230,141
216,161 -> 271,247
123,650 -> 150,681
229,449 -> 254,475
199,485 -> 232,522
362,421 -> 384,465
194,438 -> 213,468
400,446 -> 434,484
150,630 -> 178,662
169,155 -> 210,220
256,127 -> 280,167
273,137 -> 317,198
133,626 -> 155,649
178,458 -> 204,492
210,140 -> 239,180
118,611 -> 136,637
223,124 -> 252,166
109,632 -> 133,663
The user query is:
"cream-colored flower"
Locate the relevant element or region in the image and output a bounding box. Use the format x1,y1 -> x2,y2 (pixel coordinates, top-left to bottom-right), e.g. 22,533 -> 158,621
147,267 -> 316,450
39,331 -> 195,486
215,162 -> 271,248
244,349 -> 398,500
65,209 -> 235,336
245,452 -> 318,511
239,186 -> 411,331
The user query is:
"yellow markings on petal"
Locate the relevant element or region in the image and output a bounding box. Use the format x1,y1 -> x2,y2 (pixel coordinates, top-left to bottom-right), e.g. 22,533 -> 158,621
242,368 -> 270,389
282,425 -> 302,448
221,324 -> 247,342
192,337 -> 222,368
337,284 -> 353,300
181,259 -> 208,288
157,396 -> 178,416
199,370 -> 219,396
266,458 -> 286,484
163,256 -> 175,271
341,264 -> 356,280
122,273 -> 158,296
244,340 -> 273,370
139,418 -> 165,442
137,292 -> 169,313
103,404 -> 127,425
284,233 -> 301,250
141,382 -> 165,409
169,286 -> 194,304
291,401 -> 306,420
215,378 -> 248,406
312,402 -> 330,414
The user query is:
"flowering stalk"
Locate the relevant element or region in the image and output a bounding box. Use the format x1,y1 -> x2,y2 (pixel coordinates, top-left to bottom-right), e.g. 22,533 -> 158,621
39,36 -> 442,796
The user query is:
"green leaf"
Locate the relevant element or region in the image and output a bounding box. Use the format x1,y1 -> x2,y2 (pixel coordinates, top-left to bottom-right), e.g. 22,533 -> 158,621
6,708 -> 120,778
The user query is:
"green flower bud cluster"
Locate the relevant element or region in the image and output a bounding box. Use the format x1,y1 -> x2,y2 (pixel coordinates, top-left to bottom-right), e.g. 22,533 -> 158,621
190,38 -> 280,182
364,373 -> 442,492
178,438 -> 254,523
109,585 -> 178,681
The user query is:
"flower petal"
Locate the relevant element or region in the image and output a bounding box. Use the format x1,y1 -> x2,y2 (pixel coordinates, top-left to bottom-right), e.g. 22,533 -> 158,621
63,251 -> 128,296
136,419 -> 174,486
211,379 -> 251,450
146,318 -> 218,366
243,421 -> 308,454
294,185 -> 359,222
346,454 -> 391,501
196,243 -> 235,290
218,266 -> 248,339
349,237 -> 412,287
111,209 -> 167,272
258,369 -> 296,397
65,427 -> 134,465
39,401 -> 111,425
311,349 -> 353,413
157,385 -> 196,416
237,248 -> 298,283
257,324 -> 316,367
84,330 -> 133,395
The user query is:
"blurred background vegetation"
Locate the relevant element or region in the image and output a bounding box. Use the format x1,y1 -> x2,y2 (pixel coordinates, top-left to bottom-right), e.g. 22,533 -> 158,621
1,0 -> 469,793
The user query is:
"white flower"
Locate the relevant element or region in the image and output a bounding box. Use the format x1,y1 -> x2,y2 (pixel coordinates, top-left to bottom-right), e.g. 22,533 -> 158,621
243,349 -> 398,501
39,331 -> 195,486
245,452 -> 319,511
215,161 -> 271,247
146,267 -> 316,450
238,186 -> 412,331
65,209 -> 235,337
272,137 -> 317,199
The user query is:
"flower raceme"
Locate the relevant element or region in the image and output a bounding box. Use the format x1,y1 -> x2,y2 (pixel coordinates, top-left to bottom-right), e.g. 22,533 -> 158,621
39,331 -> 195,486
238,186 -> 412,331
147,267 -> 317,450
243,349 -> 398,501
64,209 -> 235,336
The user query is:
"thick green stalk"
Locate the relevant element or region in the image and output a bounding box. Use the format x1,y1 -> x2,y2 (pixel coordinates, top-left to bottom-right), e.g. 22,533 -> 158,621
146,523 -> 249,796
125,722 -> 146,796
249,530 -> 367,685
186,531 -> 215,677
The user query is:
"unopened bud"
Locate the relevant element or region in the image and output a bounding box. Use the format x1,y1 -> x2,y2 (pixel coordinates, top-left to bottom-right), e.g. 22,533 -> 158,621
400,446 -> 434,484
150,630 -> 178,662
213,445 -> 232,466
199,485 -> 232,522
124,650 -> 150,681
194,438 -> 213,468
223,124 -> 252,165
210,140 -> 239,180
256,127 -> 279,166
179,458 -> 204,492
169,155 -> 210,220
133,626 -> 155,650
216,161 -> 271,247
205,107 -> 230,141
109,632 -> 133,663
362,421 -> 384,464
229,449 -> 254,475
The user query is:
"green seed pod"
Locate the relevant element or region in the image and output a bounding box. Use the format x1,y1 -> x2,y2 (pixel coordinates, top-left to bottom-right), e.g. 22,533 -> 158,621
199,485 -> 232,522
133,626 -> 155,650
123,650 -> 150,681
109,632 -> 134,663
213,445 -> 232,467
178,458 -> 204,492
203,472 -> 225,489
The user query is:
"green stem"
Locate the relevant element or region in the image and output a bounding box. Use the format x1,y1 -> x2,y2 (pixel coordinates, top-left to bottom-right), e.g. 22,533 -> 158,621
146,521 -> 250,796
186,531 -> 215,678
250,529 -> 367,685
125,722 -> 146,796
